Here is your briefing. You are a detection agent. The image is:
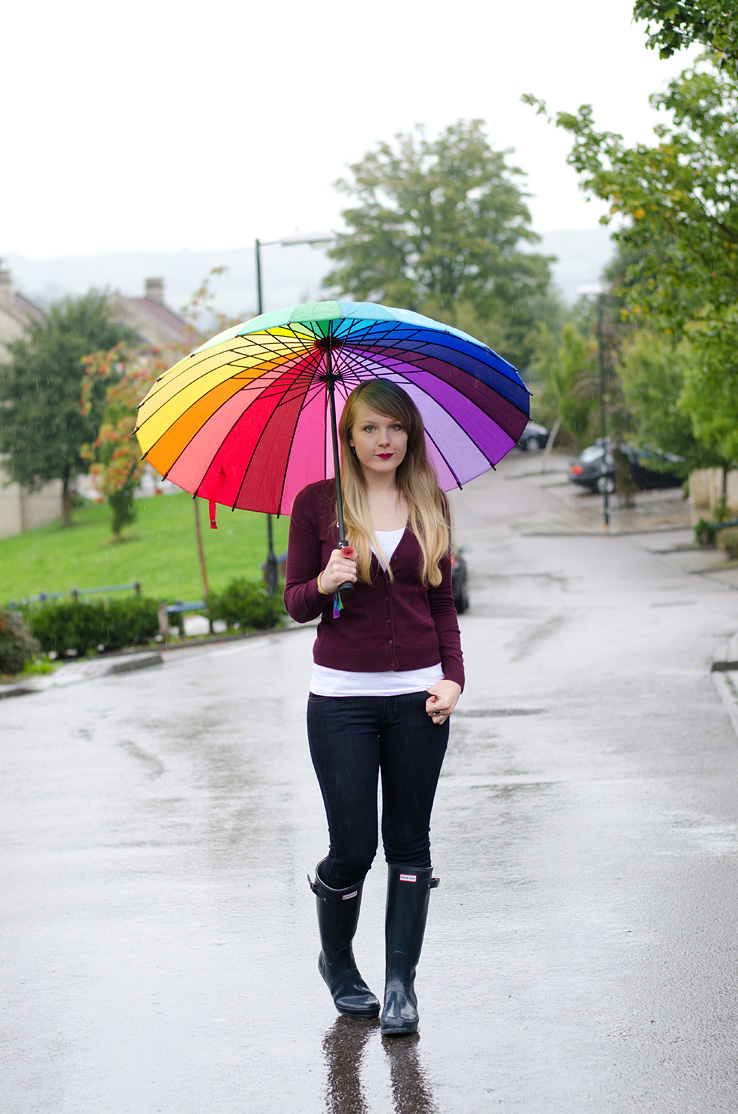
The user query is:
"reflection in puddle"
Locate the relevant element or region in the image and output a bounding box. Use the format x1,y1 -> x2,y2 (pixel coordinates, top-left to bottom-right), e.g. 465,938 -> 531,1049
383,1032 -> 437,1113
323,1017 -> 376,1113
322,1018 -> 437,1113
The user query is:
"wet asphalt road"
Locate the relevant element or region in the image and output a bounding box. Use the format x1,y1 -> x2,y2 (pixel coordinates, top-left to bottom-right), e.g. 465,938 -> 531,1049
2,459 -> 738,1113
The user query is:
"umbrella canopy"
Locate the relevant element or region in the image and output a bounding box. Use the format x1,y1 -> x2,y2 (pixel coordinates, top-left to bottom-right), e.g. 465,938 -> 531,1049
135,300 -> 530,518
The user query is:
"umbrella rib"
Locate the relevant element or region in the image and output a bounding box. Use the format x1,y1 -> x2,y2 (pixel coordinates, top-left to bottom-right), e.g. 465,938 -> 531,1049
228,348 -> 324,512
138,306 -> 530,514
188,359 -> 313,500
390,359 -> 507,470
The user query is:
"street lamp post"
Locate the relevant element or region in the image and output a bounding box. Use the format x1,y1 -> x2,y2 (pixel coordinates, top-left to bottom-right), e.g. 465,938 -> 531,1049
255,232 -> 335,594
578,281 -> 610,530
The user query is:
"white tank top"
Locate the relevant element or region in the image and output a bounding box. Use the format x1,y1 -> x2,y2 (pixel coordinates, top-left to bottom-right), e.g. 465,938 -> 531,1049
309,527 -> 443,697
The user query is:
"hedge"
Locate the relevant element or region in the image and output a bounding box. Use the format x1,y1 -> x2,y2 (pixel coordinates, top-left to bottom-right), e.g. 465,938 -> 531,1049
207,578 -> 284,631
23,596 -> 159,656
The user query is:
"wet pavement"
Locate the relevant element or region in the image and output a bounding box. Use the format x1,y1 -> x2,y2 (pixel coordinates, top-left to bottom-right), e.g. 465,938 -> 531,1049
2,455 -> 738,1113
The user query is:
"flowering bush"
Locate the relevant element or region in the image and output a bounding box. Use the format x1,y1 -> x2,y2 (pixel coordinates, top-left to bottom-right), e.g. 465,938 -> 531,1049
0,610 -> 40,675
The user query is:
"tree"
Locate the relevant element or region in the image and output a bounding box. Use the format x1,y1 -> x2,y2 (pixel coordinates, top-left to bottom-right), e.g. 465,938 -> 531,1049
0,291 -> 133,525
633,1 -> 738,74
81,344 -> 167,538
325,119 -> 558,368
549,324 -> 599,448
618,328 -> 702,470
524,59 -> 738,462
82,269 -> 232,555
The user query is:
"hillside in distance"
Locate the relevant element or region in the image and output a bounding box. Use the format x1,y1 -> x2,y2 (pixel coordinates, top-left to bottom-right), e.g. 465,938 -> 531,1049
6,227 -> 613,327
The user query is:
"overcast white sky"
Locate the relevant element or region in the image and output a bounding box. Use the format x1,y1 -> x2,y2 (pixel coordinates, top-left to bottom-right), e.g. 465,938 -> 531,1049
4,0 -> 696,260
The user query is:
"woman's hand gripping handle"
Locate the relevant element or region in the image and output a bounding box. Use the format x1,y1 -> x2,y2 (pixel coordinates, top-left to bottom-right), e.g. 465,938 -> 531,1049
319,546 -> 357,596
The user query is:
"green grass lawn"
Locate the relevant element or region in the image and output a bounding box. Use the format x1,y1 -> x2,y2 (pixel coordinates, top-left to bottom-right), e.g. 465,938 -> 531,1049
0,494 -> 290,605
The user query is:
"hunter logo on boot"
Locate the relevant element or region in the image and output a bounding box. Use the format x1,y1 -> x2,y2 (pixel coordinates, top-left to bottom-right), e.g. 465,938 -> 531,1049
342,890 -> 358,900
399,874 -> 417,883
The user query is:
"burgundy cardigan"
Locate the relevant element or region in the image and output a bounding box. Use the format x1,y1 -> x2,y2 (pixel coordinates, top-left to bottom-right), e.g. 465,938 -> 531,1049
283,480 -> 464,689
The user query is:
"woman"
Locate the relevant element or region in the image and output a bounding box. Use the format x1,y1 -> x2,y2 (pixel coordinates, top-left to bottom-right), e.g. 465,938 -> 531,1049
284,380 -> 464,1036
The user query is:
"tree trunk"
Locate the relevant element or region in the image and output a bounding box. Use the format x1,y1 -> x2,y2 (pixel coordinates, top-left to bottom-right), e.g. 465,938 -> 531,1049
61,475 -> 73,527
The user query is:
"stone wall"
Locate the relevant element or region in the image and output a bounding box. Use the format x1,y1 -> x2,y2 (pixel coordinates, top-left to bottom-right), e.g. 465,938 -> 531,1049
689,468 -> 738,521
0,467 -> 62,539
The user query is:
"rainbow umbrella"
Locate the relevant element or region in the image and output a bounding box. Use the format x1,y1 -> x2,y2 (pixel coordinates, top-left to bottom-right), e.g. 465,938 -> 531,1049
135,300 -> 530,535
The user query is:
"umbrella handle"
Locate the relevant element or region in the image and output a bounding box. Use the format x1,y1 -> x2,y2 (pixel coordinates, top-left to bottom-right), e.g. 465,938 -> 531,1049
338,545 -> 355,592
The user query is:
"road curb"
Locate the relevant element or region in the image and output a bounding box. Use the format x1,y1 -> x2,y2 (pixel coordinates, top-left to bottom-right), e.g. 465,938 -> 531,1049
0,651 -> 163,700
710,634 -> 738,673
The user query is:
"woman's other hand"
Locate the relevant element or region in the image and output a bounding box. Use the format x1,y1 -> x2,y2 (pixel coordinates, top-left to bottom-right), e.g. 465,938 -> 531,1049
320,547 -> 358,594
425,679 -> 462,725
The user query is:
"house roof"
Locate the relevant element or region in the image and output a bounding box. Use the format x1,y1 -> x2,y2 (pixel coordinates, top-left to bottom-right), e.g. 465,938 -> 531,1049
108,279 -> 202,351
124,295 -> 194,345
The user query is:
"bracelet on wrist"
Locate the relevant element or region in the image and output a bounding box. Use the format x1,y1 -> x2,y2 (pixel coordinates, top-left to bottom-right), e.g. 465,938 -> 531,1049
317,572 -> 330,595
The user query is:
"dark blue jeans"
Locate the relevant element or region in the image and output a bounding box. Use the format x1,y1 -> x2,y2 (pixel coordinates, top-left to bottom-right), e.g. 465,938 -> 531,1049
307,691 -> 449,889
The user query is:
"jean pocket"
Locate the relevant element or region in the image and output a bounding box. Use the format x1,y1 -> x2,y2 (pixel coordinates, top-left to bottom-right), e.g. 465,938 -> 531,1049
307,692 -> 333,703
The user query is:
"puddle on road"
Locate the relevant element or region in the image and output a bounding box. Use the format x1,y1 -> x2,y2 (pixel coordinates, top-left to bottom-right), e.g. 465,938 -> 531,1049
322,1016 -> 437,1114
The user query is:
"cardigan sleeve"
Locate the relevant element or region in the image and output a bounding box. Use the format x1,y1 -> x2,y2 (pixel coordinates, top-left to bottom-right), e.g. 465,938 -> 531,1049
284,485 -> 332,624
427,551 -> 465,690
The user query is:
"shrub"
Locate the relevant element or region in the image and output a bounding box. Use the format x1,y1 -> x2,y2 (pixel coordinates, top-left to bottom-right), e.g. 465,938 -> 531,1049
695,518 -> 717,548
717,527 -> 738,561
207,578 -> 284,631
0,610 -> 40,675
23,596 -> 159,656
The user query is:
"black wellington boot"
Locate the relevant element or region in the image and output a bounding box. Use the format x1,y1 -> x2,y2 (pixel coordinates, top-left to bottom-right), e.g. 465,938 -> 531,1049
308,861 -> 380,1019
380,865 -> 439,1036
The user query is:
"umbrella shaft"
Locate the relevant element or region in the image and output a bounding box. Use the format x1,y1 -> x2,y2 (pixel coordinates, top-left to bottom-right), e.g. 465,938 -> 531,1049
326,341 -> 354,595
326,342 -> 347,548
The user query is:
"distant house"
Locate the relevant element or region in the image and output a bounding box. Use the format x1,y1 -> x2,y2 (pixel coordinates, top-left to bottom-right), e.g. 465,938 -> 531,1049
0,273 -> 199,541
108,277 -> 200,352
0,267 -> 62,539
0,266 -> 44,361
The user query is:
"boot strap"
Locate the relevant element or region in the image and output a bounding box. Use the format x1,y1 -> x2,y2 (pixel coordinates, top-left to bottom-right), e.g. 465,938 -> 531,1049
430,876 -> 440,889
308,873 -> 324,900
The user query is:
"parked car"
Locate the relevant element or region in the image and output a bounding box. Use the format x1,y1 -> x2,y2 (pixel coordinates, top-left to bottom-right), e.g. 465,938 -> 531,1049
451,547 -> 469,614
568,442 -> 684,494
518,421 -> 550,452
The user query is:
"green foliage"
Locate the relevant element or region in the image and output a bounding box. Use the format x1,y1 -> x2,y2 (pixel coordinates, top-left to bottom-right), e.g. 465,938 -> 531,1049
325,119 -> 559,368
526,60 -> 738,463
24,596 -> 159,656
109,489 -> 136,537
207,578 -> 284,631
633,1 -> 738,74
619,329 -> 700,469
0,610 -> 40,675
695,518 -> 717,548
548,324 -> 598,447
0,291 -> 134,525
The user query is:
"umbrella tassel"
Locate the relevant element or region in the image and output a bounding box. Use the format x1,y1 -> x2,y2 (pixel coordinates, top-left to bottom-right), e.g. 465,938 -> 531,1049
332,591 -> 343,620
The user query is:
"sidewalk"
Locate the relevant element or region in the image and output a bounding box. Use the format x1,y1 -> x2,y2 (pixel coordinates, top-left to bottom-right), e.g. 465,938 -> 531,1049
0,650 -> 164,700
505,453 -> 738,591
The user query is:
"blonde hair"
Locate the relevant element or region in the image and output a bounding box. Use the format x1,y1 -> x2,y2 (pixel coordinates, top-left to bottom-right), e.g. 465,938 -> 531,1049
338,381 -> 451,587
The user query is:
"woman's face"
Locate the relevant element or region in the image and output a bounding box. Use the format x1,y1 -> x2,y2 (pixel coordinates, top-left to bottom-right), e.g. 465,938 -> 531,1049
349,404 -> 408,480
